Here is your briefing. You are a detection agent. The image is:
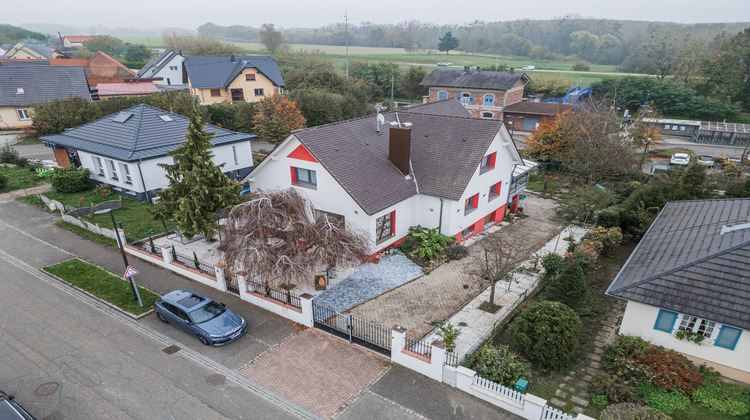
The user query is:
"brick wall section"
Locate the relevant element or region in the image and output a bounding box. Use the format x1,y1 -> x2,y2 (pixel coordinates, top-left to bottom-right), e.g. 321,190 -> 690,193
426,79 -> 526,120
53,148 -> 71,167
504,112 -> 558,132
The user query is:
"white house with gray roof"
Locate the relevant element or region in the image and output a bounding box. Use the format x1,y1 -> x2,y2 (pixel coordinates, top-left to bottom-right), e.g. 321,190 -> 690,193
137,49 -> 184,86
41,104 -> 255,202
244,100 -> 525,254
606,198 -> 750,382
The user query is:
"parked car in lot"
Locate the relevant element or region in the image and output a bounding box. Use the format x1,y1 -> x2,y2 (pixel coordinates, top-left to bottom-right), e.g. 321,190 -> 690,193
0,390 -> 34,420
696,155 -> 715,167
154,289 -> 247,346
436,62 -> 452,67
669,153 -> 690,166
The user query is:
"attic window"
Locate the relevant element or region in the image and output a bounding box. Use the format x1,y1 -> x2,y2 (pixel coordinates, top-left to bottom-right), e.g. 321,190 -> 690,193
245,73 -> 256,81
16,88 -> 24,94
158,115 -> 174,122
112,112 -> 133,123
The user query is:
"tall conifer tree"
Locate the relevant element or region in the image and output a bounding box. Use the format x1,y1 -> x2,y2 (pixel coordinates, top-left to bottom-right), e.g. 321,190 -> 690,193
154,105 -> 241,238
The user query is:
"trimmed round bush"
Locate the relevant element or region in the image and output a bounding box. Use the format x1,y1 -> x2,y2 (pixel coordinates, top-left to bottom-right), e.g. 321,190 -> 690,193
462,344 -> 531,387
49,166 -> 90,193
600,403 -> 670,420
509,301 -> 581,371
541,253 -> 565,277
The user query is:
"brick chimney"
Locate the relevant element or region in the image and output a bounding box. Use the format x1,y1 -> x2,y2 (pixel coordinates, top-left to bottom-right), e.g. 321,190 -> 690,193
509,68 -> 515,73
389,125 -> 411,176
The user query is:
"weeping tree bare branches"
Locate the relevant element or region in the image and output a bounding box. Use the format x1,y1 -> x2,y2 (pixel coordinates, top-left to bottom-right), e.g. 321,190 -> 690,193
218,188 -> 370,288
473,234 -> 522,310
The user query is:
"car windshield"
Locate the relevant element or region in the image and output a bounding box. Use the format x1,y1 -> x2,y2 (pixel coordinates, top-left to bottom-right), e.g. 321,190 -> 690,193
189,301 -> 226,324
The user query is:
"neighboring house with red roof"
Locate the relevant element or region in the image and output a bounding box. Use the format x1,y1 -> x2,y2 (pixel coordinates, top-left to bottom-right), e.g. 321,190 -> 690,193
97,80 -> 158,99
419,67 -> 532,120
606,198 -> 750,382
244,100 -> 531,254
83,51 -> 137,87
58,36 -> 96,48
502,102 -> 574,132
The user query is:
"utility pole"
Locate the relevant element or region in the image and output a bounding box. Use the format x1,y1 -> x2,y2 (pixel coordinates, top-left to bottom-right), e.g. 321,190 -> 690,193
390,74 -> 395,110
344,11 -> 349,78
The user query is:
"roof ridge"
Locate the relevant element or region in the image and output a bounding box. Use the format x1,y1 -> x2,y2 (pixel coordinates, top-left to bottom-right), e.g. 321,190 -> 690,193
128,104 -> 148,158
609,239 -> 750,295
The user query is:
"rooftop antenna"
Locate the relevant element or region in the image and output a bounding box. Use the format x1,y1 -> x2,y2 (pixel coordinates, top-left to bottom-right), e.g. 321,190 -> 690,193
344,11 -> 349,78
375,102 -> 387,134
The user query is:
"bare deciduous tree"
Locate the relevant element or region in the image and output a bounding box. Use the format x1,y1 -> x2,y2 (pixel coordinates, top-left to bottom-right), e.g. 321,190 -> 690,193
219,188 -> 370,289
473,234 -> 522,310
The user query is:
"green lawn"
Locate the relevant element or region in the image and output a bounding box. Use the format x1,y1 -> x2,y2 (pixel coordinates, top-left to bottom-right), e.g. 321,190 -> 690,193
41,187 -> 170,239
0,165 -> 45,193
43,258 -> 160,316
55,220 -> 120,251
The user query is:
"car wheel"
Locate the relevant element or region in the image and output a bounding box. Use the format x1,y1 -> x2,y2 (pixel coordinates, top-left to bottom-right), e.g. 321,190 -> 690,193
157,312 -> 168,323
198,335 -> 210,346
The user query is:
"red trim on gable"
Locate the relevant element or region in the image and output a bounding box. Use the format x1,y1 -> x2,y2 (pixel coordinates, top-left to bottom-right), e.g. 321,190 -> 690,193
287,145 -> 318,162
290,167 -> 296,183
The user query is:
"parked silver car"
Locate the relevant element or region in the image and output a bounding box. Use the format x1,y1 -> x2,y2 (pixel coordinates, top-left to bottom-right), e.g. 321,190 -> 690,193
0,390 -> 34,420
154,289 -> 247,346
696,155 -> 715,167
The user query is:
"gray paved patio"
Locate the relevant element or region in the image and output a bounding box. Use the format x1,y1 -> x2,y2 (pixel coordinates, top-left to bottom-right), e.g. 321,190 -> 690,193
312,253 -> 423,311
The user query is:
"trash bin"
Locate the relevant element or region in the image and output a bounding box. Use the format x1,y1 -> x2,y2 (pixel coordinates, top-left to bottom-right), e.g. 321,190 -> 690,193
514,378 -> 528,393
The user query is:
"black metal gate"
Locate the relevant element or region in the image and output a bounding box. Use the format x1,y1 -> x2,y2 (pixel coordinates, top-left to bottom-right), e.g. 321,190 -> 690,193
312,301 -> 391,356
225,271 -> 239,295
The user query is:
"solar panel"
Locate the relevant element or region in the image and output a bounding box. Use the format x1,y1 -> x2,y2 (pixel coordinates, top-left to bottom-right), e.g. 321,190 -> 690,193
112,112 -> 133,123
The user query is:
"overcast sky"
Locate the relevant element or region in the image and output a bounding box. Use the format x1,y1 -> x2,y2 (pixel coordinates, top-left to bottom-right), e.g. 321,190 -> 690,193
6,0 -> 750,32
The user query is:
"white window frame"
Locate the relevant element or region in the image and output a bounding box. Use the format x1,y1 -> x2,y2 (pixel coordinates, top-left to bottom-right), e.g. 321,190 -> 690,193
677,314 -> 716,340
460,93 -> 471,105
120,163 -> 133,184
232,145 -> 239,165
16,109 -> 30,120
294,167 -> 317,187
93,156 -> 105,176
107,159 -> 119,181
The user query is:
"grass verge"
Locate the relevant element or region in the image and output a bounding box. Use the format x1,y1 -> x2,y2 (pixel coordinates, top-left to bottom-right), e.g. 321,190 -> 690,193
0,165 -> 45,192
55,220 -> 120,251
43,258 -> 160,316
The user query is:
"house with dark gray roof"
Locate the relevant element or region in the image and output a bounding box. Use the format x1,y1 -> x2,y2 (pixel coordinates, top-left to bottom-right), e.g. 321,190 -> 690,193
0,65 -> 91,129
0,42 -> 53,60
606,198 -> 750,382
137,49 -> 184,86
244,100 -> 525,254
420,67 -> 531,120
41,104 -> 255,201
183,55 -> 284,105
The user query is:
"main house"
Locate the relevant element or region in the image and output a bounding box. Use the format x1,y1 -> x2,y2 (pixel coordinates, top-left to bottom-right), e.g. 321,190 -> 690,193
183,55 -> 284,105
606,198 -> 750,382
244,100 -> 528,254
0,64 -> 91,129
41,104 -> 255,201
419,67 -> 531,120
137,49 -> 184,86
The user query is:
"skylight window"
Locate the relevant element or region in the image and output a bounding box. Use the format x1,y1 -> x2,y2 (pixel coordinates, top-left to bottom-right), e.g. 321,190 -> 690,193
112,112 -> 133,123
16,88 -> 24,94
158,115 -> 174,122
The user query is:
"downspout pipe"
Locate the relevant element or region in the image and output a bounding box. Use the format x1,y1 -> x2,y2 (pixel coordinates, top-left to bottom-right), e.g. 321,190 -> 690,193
438,198 -> 444,234
137,159 -> 149,201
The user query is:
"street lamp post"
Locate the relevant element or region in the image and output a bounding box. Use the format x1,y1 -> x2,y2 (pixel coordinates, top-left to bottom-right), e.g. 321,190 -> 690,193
95,208 -> 143,307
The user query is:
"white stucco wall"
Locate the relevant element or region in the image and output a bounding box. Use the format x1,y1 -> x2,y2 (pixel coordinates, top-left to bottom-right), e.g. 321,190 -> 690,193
151,54 -> 184,85
78,140 -> 252,195
444,128 -> 519,237
620,301 -> 750,381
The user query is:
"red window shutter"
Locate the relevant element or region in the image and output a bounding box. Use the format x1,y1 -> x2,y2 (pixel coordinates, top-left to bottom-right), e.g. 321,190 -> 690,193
494,183 -> 500,195
473,193 -> 479,208
489,152 -> 497,167
290,167 -> 296,183
391,211 -> 396,234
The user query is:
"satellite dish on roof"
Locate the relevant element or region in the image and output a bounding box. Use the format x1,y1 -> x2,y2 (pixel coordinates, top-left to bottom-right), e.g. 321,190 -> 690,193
375,102 -> 387,134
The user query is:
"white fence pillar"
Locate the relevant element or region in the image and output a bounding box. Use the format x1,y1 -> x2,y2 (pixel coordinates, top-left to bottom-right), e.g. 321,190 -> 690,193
115,227 -> 126,245
455,366 -> 475,390
523,394 -> 547,420
431,340 -> 447,381
214,263 -> 227,292
391,325 -> 406,356
576,415 -> 596,420
235,270 -> 248,296
161,244 -> 173,264
300,293 -> 314,328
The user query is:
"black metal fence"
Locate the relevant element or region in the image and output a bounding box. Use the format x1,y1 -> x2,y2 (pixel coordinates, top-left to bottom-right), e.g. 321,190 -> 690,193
125,236 -> 161,257
312,301 -> 392,356
173,251 -> 216,276
445,351 -> 460,367
246,280 -> 302,309
404,337 -> 432,359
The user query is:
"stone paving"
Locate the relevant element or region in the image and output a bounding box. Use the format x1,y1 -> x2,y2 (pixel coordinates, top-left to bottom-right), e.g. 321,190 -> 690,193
547,300 -> 625,414
0,183 -> 52,204
313,253 -> 423,311
348,193 -> 567,340
238,329 -> 390,419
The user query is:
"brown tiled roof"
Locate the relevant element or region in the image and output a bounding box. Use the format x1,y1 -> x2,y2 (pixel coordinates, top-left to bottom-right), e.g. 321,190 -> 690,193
83,51 -> 136,87
503,101 -> 574,116
607,199 -> 750,330
290,101 -> 504,215
66,36 -> 96,43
